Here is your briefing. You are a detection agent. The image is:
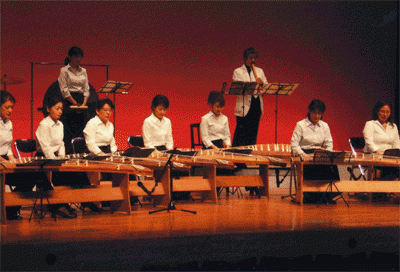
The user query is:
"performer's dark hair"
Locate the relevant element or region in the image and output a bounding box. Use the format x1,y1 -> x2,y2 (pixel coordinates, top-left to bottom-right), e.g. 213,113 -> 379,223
151,95 -> 169,110
64,46 -> 84,65
0,90 -> 16,105
307,99 -> 325,120
243,47 -> 258,61
45,95 -> 64,116
208,91 -> 225,107
97,98 -> 115,110
371,101 -> 393,125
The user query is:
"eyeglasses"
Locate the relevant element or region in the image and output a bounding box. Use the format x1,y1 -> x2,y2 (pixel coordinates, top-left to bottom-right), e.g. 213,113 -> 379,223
378,110 -> 391,114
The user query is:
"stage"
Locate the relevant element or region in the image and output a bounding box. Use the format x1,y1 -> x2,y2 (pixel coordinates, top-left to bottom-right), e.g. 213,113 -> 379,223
1,188 -> 399,271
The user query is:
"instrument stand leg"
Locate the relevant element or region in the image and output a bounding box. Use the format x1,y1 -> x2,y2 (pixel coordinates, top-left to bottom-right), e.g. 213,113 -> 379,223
149,150 -> 197,215
317,181 -> 350,208
282,164 -> 297,201
29,186 -> 52,222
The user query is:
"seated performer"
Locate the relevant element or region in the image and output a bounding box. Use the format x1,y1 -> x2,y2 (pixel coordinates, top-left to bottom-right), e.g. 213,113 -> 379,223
200,91 -> 231,150
0,90 -> 38,220
83,98 -> 117,155
363,101 -> 400,181
291,99 -> 340,204
142,94 -> 173,151
35,96 -> 79,218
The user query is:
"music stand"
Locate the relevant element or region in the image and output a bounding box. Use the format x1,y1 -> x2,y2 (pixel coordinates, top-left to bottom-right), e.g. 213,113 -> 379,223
262,83 -> 299,143
227,81 -> 259,117
98,80 -> 133,132
148,148 -> 197,215
312,150 -> 349,207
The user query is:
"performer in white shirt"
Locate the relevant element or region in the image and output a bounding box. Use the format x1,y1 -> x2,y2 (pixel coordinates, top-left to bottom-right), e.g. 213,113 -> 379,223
58,46 -> 91,154
1,90 -> 39,220
232,47 -> 268,147
35,96 -> 81,218
84,98 -> 117,155
200,91 -> 231,150
36,97 -> 65,160
142,95 -> 173,151
291,100 -> 339,204
363,101 -> 399,181
363,101 -> 400,154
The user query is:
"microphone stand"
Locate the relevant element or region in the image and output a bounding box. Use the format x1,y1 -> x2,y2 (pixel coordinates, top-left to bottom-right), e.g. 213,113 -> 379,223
138,147 -> 197,214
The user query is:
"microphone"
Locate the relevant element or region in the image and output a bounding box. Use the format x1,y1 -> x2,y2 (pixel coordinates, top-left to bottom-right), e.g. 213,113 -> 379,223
137,182 -> 153,197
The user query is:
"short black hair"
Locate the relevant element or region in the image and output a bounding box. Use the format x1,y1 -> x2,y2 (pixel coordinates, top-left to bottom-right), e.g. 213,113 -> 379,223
45,95 -> 64,116
207,91 -> 225,107
0,90 -> 16,105
96,98 -> 115,110
243,47 -> 258,61
64,46 -> 84,65
371,101 -> 393,125
151,95 -> 169,110
307,99 -> 326,119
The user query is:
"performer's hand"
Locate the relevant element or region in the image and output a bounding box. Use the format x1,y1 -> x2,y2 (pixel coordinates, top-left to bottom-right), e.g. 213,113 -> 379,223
256,78 -> 264,85
375,151 -> 383,155
98,152 -> 106,156
211,145 -> 220,150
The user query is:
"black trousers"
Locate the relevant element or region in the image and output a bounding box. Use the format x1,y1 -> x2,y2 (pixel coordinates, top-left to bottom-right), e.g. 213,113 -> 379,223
61,93 -> 90,155
232,96 -> 262,147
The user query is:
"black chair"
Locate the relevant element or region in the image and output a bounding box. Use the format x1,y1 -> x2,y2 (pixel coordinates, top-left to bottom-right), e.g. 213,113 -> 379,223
14,139 -> 37,159
71,137 -> 88,154
127,135 -> 145,148
190,123 -> 203,150
348,137 -> 367,180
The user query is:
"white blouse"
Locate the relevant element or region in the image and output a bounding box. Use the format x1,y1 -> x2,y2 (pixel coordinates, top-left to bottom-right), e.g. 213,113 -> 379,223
83,115 -> 117,155
291,118 -> 333,155
58,64 -> 90,99
0,117 -> 13,157
142,113 -> 173,150
200,111 -> 231,148
363,120 -> 400,153
35,116 -> 65,159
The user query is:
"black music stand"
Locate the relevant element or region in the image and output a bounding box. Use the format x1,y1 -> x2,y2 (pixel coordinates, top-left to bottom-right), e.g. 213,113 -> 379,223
262,83 -> 299,143
227,82 -> 259,117
148,148 -> 197,215
312,150 -> 349,207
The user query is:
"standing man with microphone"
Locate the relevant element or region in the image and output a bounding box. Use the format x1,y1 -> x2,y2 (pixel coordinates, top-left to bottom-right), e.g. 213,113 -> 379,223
231,48 -> 268,196
232,47 -> 268,147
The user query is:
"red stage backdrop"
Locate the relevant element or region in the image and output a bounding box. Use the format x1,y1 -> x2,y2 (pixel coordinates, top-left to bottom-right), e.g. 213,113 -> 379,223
2,1 -> 398,153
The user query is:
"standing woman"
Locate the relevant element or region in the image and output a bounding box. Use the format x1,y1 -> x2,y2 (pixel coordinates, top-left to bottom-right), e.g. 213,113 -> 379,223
142,95 -> 173,151
83,98 -> 117,155
363,101 -> 400,180
58,46 -> 91,154
200,91 -> 231,150
291,99 -> 339,204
